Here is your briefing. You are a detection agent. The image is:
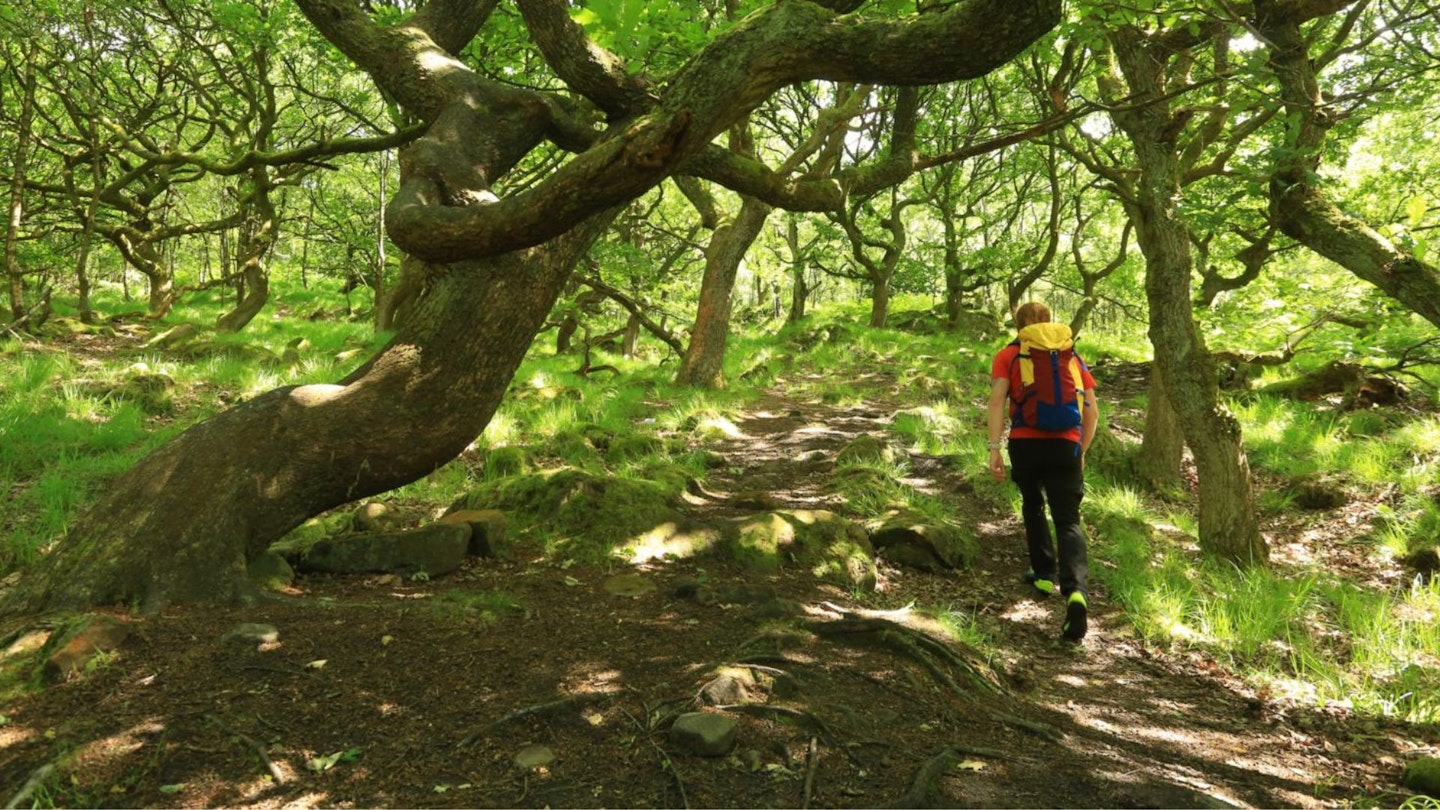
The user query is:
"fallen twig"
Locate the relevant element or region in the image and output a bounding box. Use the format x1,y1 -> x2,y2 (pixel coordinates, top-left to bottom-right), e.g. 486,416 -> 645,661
619,704 -> 689,810
801,736 -> 819,809
205,714 -> 285,784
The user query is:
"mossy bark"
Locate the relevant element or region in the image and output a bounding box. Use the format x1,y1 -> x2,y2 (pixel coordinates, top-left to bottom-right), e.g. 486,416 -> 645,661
1105,27 -> 1266,565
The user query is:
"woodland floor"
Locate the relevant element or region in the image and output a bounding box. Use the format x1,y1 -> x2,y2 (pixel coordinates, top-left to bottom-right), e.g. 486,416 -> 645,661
2,367 -> 1438,808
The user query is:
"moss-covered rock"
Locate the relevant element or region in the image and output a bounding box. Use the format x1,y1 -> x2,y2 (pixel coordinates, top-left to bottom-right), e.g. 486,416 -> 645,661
482,446 -> 531,478
868,511 -> 974,572
1290,473 -> 1353,510
605,434 -> 666,464
1403,756 -> 1440,797
726,510 -> 876,590
268,511 -> 353,559
450,467 -> 687,551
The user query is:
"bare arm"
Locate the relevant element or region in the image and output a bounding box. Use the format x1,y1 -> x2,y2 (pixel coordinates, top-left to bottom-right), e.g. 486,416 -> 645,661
987,377 -> 1009,482
1080,387 -> 1099,459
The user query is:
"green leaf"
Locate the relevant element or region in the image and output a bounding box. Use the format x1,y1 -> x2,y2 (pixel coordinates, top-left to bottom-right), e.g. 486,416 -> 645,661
1405,195 -> 1427,228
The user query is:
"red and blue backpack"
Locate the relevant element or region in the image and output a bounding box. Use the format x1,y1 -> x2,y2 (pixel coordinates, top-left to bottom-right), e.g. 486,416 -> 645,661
1008,322 -> 1085,432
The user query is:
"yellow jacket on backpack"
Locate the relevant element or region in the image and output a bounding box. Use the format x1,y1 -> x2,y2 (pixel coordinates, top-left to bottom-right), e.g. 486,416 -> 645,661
1016,323 -> 1084,391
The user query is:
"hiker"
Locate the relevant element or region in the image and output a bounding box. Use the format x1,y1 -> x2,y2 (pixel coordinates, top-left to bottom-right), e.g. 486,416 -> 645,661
986,301 -> 1098,641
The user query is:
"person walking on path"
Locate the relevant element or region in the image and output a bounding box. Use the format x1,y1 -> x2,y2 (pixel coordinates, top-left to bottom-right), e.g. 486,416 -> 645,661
986,301 -> 1099,641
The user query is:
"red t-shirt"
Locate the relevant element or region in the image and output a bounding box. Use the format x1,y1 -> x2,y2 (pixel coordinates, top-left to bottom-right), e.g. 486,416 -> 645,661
990,342 -> 1096,443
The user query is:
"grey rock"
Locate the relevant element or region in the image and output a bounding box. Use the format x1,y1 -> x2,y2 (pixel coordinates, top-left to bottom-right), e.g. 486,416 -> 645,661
514,744 -> 555,770
439,509 -> 506,557
669,712 -> 737,757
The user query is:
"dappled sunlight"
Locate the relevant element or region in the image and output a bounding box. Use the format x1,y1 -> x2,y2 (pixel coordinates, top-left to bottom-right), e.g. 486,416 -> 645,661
697,415 -> 744,438
619,521 -> 721,563
0,723 -> 36,749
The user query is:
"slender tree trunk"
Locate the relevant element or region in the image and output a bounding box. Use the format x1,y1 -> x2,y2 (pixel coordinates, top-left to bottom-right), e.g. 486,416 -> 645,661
623,312 -> 640,358
869,274 -> 891,328
5,56 -> 36,323
1135,362 -> 1184,490
217,171 -> 278,333
785,217 -> 809,324
675,197 -> 771,388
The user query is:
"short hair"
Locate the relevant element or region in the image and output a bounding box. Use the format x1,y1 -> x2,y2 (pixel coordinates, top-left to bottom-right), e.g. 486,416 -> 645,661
1014,301 -> 1051,330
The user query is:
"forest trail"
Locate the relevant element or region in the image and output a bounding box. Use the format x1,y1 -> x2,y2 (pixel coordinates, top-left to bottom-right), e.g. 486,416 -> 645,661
0,371 -> 1430,808
687,369 -> 1422,807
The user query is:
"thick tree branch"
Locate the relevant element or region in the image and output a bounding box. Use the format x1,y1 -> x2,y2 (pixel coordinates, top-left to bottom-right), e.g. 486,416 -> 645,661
518,0 -> 655,120
384,0 -> 1060,262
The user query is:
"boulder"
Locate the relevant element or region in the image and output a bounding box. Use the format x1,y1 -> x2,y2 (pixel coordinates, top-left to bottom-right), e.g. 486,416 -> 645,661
247,551 -> 294,590
438,509 -> 507,557
869,513 -> 974,572
669,712 -> 736,757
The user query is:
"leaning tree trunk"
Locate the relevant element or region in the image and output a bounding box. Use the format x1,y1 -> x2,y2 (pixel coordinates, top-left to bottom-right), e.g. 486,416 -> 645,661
12,215 -> 611,613
675,197 -> 771,388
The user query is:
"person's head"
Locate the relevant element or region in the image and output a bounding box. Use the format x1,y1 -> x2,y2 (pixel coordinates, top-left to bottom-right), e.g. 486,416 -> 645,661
1014,301 -> 1051,331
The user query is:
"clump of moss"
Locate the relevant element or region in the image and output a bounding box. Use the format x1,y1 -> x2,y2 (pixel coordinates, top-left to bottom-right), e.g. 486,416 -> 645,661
727,510 -> 875,590
452,467 -> 689,557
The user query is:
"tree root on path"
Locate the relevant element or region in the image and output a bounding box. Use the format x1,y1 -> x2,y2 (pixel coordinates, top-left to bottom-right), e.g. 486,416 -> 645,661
456,693 -> 607,749
619,704 -> 689,810
804,617 -> 1006,699
896,745 -> 1016,808
802,736 -> 819,809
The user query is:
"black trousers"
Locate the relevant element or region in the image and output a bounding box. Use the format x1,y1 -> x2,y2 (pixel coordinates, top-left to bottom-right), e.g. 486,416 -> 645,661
1008,438 -> 1088,596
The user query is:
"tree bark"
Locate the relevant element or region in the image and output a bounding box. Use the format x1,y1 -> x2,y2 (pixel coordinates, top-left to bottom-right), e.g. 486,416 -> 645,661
5,54 -> 37,323
675,197 -> 771,388
1135,362 -> 1184,491
13,216 -> 611,613
13,0 -> 1061,612
1254,1 -> 1440,330
1106,28 -> 1266,565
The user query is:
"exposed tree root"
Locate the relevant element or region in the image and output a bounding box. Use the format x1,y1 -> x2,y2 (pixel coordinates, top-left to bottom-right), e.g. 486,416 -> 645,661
896,744 -> 1017,808
988,710 -> 1064,742
802,736 -> 819,809
456,693 -> 607,749
804,617 -> 1006,699
4,763 -> 55,809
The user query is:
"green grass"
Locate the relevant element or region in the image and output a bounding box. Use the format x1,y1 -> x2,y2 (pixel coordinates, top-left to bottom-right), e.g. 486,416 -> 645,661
1084,477 -> 1440,722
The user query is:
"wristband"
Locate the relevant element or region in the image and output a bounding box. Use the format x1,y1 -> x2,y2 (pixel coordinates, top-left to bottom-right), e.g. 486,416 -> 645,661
987,441 -> 1002,451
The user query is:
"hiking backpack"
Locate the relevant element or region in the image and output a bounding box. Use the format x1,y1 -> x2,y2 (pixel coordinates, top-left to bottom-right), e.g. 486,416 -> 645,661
1007,322 -> 1085,432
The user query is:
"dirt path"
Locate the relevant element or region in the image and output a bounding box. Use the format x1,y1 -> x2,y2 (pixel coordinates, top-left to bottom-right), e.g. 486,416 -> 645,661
0,372 -> 1432,808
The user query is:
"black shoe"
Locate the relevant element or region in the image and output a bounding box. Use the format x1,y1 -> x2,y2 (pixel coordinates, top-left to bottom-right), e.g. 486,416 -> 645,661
1022,570 -> 1055,598
1062,591 -> 1088,642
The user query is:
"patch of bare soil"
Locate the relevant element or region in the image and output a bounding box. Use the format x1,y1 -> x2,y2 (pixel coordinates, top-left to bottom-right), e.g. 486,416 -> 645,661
1,370 -> 1437,808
